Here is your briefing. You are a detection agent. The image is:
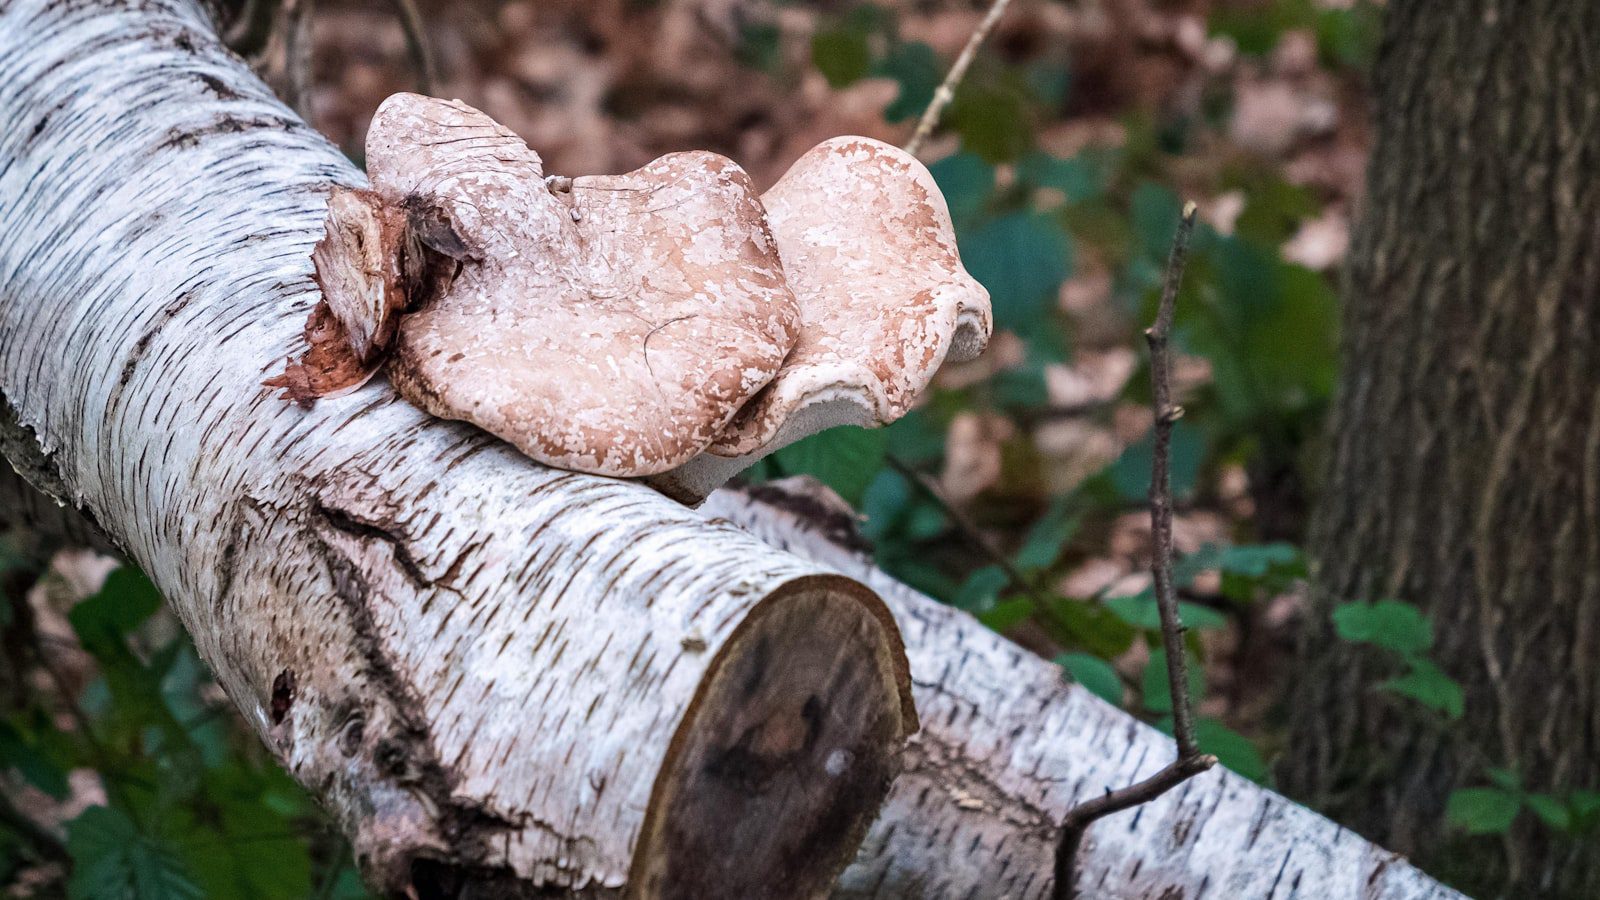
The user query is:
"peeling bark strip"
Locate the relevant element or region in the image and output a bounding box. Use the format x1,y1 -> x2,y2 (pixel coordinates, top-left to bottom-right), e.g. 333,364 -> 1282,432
703,482 -> 1465,900
0,2 -> 913,896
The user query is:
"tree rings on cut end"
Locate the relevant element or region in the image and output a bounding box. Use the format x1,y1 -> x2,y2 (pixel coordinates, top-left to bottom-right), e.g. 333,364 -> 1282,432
630,575 -> 915,899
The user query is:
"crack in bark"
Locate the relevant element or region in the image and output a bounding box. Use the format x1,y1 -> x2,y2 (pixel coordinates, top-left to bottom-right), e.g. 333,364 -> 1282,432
304,505 -> 526,886
310,499 -> 465,602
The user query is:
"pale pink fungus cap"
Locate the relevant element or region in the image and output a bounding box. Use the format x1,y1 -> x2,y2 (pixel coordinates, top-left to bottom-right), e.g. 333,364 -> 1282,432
273,96 -> 991,500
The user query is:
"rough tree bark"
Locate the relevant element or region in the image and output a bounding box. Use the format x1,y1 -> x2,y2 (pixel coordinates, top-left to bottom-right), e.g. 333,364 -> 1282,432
0,0 -> 1463,897
1283,3 -> 1600,898
0,1 -> 914,896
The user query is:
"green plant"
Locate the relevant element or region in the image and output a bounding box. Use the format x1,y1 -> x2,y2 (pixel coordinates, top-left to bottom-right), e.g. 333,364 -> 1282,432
1332,599 -> 1463,719
0,565 -> 367,899
1447,769 -> 1600,839
1330,598 -> 1600,843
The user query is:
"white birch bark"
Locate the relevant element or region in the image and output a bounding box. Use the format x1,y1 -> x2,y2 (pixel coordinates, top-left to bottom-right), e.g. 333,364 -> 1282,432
0,0 -> 1464,898
704,482 -> 1464,900
0,1 -> 914,896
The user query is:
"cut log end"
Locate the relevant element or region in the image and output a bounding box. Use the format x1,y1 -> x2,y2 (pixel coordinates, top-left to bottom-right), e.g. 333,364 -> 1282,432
631,575 -> 914,899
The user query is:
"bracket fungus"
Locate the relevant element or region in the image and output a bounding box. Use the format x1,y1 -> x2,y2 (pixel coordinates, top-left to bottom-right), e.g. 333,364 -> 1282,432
270,93 -> 991,502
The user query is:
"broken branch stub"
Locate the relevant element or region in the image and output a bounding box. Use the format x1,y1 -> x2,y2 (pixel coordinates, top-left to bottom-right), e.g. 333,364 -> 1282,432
276,94 -> 990,498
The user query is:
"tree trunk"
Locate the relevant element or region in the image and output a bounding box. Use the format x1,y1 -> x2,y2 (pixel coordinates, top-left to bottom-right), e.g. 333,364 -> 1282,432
0,0 -> 1463,897
1283,2 -> 1600,897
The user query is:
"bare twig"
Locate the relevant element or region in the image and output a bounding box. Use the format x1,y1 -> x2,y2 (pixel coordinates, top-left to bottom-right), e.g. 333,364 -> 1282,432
389,0 -> 438,95
1051,752 -> 1215,894
903,0 -> 1015,157
1146,200 -> 1202,758
1050,201 -> 1213,900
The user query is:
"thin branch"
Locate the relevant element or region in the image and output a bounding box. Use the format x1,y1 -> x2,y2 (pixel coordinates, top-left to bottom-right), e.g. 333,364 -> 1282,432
389,0 -> 438,95
1050,201 -> 1210,900
903,0 -> 1015,157
1051,753 -> 1216,896
1147,200 -> 1201,758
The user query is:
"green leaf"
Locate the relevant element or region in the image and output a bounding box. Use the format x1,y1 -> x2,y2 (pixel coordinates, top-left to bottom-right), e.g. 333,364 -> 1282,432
734,22 -> 783,72
883,407 -> 948,467
883,557 -> 961,604
1058,652 -> 1123,705
876,41 -> 942,123
771,426 -> 888,507
68,567 -> 163,648
1185,237 -> 1338,423
0,534 -> 26,579
977,596 -> 1034,632
67,570 -> 198,760
1446,787 -> 1521,835
1315,2 -> 1384,70
1104,590 -> 1228,632
811,26 -> 871,88
990,362 -> 1051,411
860,468 -> 913,542
1046,599 -> 1138,658
1012,496 -> 1080,573
1109,419 -> 1207,502
1017,150 -> 1114,203
946,76 -> 1033,162
0,719 -> 70,799
928,153 -> 995,227
1217,543 -> 1302,578
1142,648 -> 1203,715
67,807 -> 202,900
1525,794 -> 1572,832
1331,599 -> 1434,657
1171,544 -> 1225,586
1024,60 -> 1070,108
1381,659 -> 1464,720
1230,176 -> 1319,245
1130,182 -> 1184,262
171,794 -> 314,900
959,211 -> 1072,331
1196,717 -> 1268,783
952,565 -> 1009,613
1567,790 -> 1600,834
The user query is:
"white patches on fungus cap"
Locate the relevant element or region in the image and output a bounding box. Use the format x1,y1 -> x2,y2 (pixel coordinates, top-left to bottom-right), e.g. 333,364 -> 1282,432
365,94 -> 800,477
704,136 -> 992,459
283,98 -> 991,495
